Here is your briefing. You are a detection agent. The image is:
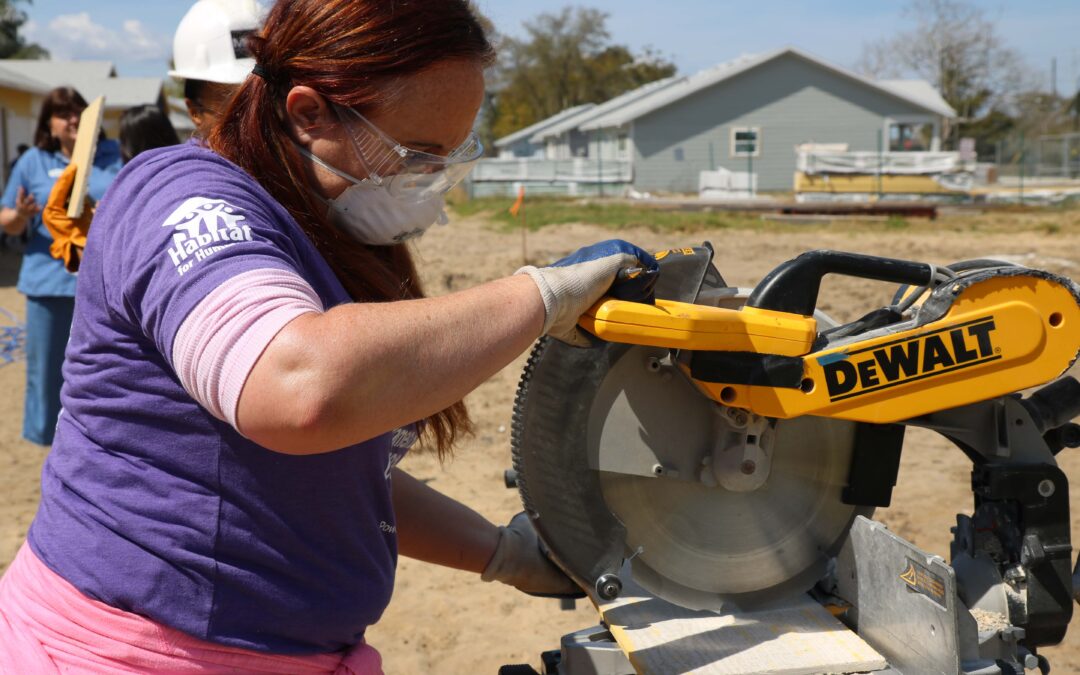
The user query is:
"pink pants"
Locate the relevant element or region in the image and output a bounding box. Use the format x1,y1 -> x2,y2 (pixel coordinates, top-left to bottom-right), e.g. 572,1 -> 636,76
0,542 -> 383,674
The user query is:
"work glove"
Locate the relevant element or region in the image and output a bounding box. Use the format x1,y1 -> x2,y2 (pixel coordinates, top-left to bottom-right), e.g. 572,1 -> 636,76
41,163 -> 94,273
481,511 -> 584,598
516,239 -> 659,347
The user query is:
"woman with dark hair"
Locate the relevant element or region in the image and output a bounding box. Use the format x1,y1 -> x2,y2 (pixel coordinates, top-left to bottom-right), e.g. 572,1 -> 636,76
0,86 -> 121,446
119,104 -> 180,163
0,1 -> 656,671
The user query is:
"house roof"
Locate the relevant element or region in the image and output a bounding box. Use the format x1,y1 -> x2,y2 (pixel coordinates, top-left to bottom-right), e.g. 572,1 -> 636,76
876,80 -> 955,118
0,65 -> 50,94
494,104 -> 595,148
79,78 -> 164,109
530,75 -> 682,143
577,47 -> 956,132
0,60 -> 116,87
0,60 -> 163,111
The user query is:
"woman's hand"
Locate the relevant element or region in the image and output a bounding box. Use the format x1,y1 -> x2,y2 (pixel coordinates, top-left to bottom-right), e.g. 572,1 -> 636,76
0,187 -> 42,235
516,239 -> 659,347
481,512 -> 584,598
15,187 -> 40,220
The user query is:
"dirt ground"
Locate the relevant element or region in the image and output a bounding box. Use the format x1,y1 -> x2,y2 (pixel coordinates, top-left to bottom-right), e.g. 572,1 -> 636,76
1,210 -> 1079,673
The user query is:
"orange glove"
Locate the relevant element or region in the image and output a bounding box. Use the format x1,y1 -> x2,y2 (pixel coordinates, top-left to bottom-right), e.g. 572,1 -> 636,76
42,163 -> 94,273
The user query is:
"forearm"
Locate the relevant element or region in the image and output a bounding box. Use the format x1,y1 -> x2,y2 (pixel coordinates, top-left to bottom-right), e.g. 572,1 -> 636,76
0,208 -> 27,235
238,273 -> 545,453
391,468 -> 499,573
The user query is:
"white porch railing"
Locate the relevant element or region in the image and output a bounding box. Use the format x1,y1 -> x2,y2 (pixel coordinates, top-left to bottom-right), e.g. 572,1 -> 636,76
797,151 -> 975,175
471,157 -> 632,183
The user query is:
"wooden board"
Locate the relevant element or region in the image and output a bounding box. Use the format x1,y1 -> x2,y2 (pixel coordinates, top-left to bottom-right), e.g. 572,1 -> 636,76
66,96 -> 105,219
595,577 -> 888,675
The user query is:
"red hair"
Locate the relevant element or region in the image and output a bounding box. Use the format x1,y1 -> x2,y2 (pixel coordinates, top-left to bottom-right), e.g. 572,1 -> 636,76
209,0 -> 494,457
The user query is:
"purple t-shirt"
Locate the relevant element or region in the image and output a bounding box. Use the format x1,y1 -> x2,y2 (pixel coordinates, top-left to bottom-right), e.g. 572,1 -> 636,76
27,144 -> 413,655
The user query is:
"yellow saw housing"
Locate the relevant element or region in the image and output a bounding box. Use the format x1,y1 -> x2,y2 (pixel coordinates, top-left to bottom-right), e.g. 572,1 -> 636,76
583,267 -> 1080,425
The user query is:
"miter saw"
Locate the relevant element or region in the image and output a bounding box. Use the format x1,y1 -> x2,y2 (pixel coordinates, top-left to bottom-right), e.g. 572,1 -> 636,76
507,246 -> 1080,675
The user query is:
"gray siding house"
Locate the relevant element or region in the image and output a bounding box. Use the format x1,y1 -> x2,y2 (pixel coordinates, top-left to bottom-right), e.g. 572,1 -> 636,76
487,47 -> 955,194
493,104 -> 594,158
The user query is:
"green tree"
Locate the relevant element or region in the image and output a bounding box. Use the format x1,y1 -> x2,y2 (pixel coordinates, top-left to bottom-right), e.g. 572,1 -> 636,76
856,0 -> 1027,149
490,7 -> 676,141
0,0 -> 48,59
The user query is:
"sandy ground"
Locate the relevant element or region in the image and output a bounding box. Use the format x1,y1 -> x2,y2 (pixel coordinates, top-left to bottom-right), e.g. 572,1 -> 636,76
0,210 -> 1079,673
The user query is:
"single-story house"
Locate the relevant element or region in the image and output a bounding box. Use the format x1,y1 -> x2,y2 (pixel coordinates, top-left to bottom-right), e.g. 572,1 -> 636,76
493,103 -> 595,159
485,47 -> 956,194
0,60 -> 174,183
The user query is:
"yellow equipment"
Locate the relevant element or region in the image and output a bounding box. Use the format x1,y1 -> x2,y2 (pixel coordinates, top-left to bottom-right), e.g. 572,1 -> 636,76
585,259 -> 1079,424
511,246 -> 1080,673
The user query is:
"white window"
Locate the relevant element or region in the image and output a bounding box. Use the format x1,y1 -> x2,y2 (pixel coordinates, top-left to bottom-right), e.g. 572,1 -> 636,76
731,127 -> 761,157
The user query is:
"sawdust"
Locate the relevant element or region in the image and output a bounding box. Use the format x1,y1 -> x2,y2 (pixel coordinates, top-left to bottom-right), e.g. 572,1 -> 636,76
970,608 -> 1011,633
0,212 -> 1078,673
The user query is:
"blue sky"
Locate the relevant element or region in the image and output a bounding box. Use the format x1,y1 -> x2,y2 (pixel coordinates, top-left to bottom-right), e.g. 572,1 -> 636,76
18,1 -> 1080,93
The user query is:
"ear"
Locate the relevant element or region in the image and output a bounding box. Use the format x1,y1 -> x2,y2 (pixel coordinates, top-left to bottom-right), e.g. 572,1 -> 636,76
285,86 -> 336,146
184,98 -> 205,132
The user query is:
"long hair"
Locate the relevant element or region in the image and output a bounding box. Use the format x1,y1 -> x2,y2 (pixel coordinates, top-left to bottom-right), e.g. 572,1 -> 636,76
34,87 -> 88,152
209,0 -> 495,457
119,105 -> 180,163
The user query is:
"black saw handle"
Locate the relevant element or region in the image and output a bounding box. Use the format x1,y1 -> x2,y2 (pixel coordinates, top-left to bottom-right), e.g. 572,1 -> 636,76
747,250 -> 934,316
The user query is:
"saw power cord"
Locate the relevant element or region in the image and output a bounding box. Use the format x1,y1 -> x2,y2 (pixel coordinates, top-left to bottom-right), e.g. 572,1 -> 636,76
892,264 -> 958,315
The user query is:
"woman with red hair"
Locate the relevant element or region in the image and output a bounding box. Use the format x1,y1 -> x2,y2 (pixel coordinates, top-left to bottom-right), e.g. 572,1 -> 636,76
0,0 -> 656,672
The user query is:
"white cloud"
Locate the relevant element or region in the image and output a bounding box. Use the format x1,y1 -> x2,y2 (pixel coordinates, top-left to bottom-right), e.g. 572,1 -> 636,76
31,12 -> 169,63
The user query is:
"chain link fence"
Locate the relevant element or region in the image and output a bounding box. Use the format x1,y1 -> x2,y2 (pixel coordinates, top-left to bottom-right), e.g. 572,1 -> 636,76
991,132 -> 1080,182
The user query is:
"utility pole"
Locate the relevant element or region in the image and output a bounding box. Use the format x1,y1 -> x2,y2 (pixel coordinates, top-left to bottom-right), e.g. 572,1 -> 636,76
1019,131 -> 1025,206
596,129 -> 604,197
876,129 -> 884,201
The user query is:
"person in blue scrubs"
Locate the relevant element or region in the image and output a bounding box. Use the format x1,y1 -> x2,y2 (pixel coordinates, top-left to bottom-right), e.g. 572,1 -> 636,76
0,87 -> 122,445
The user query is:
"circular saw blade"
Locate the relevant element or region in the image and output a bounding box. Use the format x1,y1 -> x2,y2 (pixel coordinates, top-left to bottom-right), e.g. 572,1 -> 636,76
593,360 -> 865,608
513,298 -> 870,611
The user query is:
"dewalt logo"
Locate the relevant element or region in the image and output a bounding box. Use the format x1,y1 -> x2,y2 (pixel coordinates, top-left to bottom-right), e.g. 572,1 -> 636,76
821,317 -> 1000,402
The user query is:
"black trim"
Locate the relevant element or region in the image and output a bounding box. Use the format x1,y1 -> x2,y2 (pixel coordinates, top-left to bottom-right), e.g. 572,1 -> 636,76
690,351 -> 805,388
747,250 -> 934,316
842,423 -> 905,507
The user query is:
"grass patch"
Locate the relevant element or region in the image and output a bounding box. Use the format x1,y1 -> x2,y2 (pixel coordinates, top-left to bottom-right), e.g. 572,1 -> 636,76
447,195 -> 1080,236
448,196 -> 762,232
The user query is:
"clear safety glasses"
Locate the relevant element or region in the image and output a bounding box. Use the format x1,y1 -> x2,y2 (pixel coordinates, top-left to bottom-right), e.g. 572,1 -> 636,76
334,104 -> 483,203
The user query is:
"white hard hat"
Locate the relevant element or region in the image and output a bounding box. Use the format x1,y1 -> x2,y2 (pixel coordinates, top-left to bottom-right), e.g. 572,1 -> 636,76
169,0 -> 263,84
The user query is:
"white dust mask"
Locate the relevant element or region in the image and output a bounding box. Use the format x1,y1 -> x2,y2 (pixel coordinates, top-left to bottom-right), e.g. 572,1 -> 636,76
298,146 -> 449,246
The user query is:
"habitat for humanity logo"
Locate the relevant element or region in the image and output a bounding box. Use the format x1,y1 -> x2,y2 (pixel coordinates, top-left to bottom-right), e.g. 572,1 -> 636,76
162,197 -> 253,276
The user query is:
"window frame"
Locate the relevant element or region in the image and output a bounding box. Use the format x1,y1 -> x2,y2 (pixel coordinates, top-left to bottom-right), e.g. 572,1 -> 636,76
730,126 -> 762,158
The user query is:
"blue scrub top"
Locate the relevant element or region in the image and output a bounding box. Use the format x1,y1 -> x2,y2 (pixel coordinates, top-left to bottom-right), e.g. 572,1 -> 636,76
2,140 -> 122,297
